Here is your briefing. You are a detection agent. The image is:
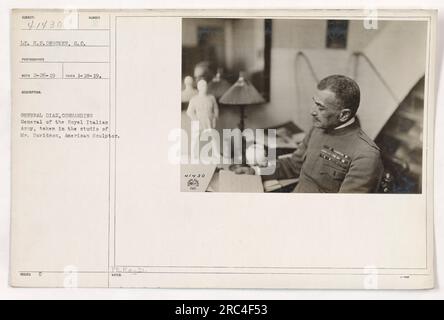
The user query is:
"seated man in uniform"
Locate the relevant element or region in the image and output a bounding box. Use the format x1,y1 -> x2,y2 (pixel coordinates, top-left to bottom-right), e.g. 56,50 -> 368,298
237,74 -> 384,193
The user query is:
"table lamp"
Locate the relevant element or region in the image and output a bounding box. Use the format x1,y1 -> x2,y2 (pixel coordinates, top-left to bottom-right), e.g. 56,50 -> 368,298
220,71 -> 265,170
208,67 -> 231,99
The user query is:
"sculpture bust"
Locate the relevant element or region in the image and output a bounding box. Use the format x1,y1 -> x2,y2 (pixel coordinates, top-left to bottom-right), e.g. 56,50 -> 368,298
181,76 -> 198,103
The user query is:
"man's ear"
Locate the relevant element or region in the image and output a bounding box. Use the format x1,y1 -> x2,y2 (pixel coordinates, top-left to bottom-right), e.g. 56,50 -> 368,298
339,109 -> 352,123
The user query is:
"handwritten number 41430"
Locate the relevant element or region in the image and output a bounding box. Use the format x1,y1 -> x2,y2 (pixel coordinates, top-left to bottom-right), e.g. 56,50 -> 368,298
27,20 -> 64,30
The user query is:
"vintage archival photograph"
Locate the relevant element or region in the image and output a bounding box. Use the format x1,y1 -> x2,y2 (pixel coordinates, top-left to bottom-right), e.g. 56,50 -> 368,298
10,9 -> 435,290
180,18 -> 428,193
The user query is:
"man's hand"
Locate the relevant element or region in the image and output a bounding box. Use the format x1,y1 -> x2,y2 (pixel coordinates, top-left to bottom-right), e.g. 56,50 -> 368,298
234,166 -> 255,175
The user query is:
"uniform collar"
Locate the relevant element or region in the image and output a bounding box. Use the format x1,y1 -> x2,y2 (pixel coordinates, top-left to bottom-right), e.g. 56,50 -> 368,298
334,117 -> 356,130
324,117 -> 360,136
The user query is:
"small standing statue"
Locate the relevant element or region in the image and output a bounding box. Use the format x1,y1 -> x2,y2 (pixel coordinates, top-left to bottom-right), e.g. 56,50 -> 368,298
186,79 -> 219,130
181,76 -> 198,103
186,80 -> 220,162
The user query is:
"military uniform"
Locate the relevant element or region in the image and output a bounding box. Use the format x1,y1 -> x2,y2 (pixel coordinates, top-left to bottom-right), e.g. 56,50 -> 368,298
264,120 -> 383,193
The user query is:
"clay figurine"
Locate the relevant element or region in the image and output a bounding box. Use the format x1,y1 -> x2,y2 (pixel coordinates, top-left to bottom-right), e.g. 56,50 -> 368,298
181,76 -> 198,103
186,79 -> 219,130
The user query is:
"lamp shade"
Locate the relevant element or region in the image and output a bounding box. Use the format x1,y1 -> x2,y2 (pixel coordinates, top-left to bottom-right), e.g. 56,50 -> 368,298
208,69 -> 231,99
208,81 -> 231,99
219,72 -> 265,105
